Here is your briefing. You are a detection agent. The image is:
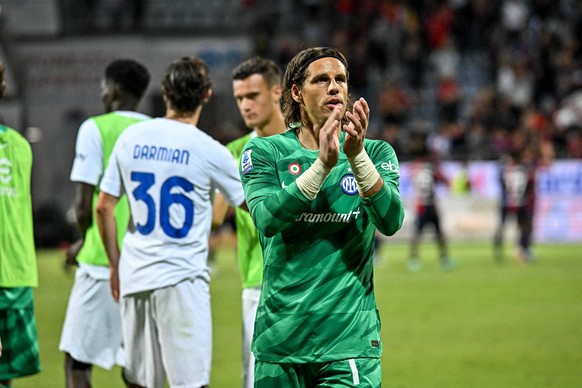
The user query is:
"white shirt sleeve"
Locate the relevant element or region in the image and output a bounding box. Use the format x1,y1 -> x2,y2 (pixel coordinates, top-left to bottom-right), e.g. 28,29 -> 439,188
99,139 -> 124,198
210,143 -> 245,207
70,119 -> 103,186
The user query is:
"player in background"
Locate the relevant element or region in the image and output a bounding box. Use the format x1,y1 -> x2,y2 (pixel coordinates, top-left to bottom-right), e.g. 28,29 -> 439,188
451,157 -> 472,196
240,47 -> 404,387
96,56 -> 245,388
0,60 -> 41,386
59,59 -> 150,387
493,146 -> 545,264
212,56 -> 285,388
408,134 -> 454,272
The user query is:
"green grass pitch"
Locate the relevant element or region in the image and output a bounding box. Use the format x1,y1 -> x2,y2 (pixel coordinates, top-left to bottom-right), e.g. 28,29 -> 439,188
13,241 -> 582,387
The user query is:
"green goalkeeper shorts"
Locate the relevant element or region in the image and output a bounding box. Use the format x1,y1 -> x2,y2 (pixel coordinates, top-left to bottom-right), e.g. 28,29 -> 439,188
255,357 -> 381,387
0,287 -> 41,380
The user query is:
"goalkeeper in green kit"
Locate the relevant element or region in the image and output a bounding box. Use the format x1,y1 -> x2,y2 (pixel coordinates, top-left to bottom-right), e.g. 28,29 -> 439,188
240,47 -> 405,387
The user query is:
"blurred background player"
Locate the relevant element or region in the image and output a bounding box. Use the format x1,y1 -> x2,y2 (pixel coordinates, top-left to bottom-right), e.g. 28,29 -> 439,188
240,47 -> 404,387
451,157 -> 472,196
408,132 -> 454,272
212,56 -> 285,388
493,145 -> 549,264
0,60 -> 41,386
59,59 -> 150,387
96,56 -> 245,388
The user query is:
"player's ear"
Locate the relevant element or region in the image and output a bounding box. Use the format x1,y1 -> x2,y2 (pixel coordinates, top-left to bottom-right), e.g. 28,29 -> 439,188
108,84 -> 121,102
291,84 -> 302,103
111,81 -> 121,96
202,87 -> 212,105
162,93 -> 169,108
272,84 -> 282,102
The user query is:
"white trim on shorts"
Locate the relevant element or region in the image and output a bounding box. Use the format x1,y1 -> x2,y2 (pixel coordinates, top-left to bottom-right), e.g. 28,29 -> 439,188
348,359 -> 360,385
242,286 -> 260,388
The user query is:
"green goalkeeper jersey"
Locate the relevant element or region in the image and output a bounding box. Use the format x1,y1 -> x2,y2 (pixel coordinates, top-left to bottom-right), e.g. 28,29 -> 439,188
0,125 -> 38,288
227,132 -> 263,289
240,129 -> 404,363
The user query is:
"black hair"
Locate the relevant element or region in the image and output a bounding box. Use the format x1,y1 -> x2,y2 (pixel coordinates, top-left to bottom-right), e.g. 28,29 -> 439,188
105,59 -> 150,100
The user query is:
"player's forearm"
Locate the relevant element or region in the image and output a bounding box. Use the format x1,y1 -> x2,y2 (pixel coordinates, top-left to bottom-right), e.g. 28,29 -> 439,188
99,218 -> 120,269
362,183 -> 405,236
347,148 -> 382,197
76,212 -> 92,238
247,183 -> 311,238
211,192 -> 230,230
75,182 -> 95,237
95,192 -> 121,269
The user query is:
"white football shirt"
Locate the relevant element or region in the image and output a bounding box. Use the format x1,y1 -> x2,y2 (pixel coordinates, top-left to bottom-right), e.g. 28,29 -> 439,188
100,118 -> 245,297
70,111 -> 150,279
70,111 -> 150,186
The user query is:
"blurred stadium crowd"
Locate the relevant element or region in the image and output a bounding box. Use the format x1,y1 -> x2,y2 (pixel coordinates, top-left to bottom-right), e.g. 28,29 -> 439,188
59,0 -> 582,162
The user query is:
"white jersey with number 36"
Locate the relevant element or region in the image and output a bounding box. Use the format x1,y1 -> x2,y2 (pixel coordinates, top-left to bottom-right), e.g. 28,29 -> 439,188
100,118 -> 244,297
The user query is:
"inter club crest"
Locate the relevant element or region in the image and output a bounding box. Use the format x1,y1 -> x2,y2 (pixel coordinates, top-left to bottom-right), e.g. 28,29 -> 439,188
340,174 -> 358,195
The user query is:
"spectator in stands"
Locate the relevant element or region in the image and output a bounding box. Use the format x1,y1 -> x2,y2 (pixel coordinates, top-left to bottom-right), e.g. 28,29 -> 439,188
497,57 -> 535,114
436,76 -> 461,125
555,82 -> 582,157
499,0 -> 530,50
378,81 -> 410,128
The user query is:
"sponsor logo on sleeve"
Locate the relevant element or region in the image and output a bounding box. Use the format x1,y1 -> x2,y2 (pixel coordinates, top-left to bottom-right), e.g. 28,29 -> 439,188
381,160 -> 399,172
241,149 -> 254,174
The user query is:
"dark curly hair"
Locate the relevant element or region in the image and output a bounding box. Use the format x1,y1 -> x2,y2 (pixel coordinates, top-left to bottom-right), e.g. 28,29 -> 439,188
105,59 -> 150,100
162,57 -> 211,114
281,47 -> 349,127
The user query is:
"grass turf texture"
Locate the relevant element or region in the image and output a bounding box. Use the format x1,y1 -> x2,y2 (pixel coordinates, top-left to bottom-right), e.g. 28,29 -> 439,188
14,242 -> 582,387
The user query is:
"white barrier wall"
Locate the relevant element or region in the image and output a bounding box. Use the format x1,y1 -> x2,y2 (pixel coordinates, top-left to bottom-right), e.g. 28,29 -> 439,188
394,160 -> 582,243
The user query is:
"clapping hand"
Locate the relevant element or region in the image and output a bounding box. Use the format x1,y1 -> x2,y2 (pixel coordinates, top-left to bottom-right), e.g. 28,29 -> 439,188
343,97 -> 370,157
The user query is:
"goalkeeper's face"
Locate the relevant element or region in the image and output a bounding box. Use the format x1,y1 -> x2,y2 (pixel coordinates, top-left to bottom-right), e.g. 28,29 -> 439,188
295,57 -> 348,128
